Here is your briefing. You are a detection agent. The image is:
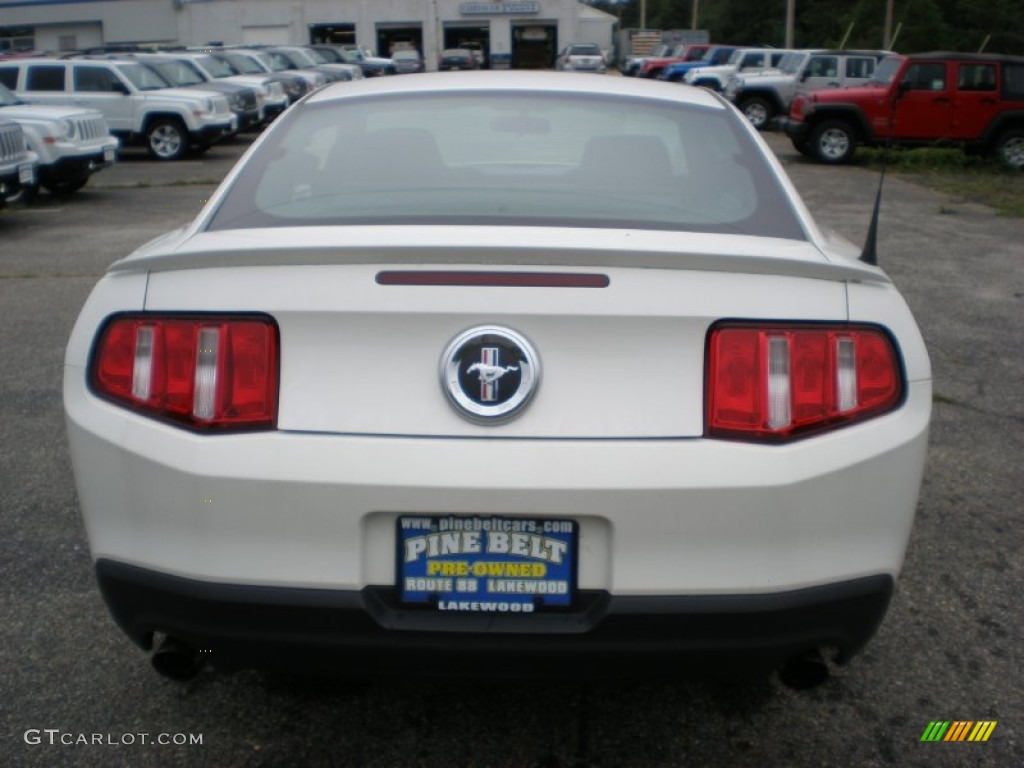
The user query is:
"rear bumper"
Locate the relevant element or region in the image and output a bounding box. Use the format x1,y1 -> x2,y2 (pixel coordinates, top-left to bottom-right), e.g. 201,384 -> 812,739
97,559 -> 894,677
65,347 -> 931,596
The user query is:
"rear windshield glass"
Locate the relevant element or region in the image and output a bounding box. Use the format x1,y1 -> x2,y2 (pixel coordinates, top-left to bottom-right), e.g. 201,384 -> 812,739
207,91 -> 805,240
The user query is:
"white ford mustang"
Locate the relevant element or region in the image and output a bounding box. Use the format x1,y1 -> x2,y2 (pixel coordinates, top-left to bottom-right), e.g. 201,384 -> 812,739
64,72 -> 931,685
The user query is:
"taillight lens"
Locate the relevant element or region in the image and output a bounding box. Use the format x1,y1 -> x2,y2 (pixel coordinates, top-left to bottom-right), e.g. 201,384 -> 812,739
90,314 -> 278,431
707,323 -> 903,442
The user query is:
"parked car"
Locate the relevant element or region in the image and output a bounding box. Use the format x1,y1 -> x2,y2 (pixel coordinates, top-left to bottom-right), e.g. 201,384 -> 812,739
331,45 -> 397,77
683,48 -> 793,92
459,41 -> 487,68
619,43 -> 671,77
65,72 -> 931,685
555,44 -> 607,74
0,82 -> 117,195
391,49 -> 424,74
261,47 -> 345,86
783,51 -> 1024,168
438,49 -> 478,71
0,117 -> 37,206
724,50 -> 822,129
661,46 -> 737,82
0,58 -> 234,160
726,50 -> 889,130
223,48 -> 331,93
165,51 -> 290,124
268,45 -> 363,83
118,55 -> 262,133
205,49 -> 309,105
636,44 -> 710,79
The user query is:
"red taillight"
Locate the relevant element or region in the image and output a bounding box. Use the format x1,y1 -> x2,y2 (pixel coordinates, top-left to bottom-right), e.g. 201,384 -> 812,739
707,323 -> 903,442
90,315 -> 278,431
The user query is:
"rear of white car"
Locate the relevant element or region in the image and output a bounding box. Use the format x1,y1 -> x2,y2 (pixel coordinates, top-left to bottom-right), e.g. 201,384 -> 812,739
557,44 -> 608,73
65,74 -> 930,682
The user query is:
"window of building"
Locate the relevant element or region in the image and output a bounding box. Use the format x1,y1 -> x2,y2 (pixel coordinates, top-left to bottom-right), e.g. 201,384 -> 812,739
0,26 -> 35,53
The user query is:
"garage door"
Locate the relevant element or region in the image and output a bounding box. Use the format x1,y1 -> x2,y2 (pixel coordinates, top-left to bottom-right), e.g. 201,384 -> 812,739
243,26 -> 290,46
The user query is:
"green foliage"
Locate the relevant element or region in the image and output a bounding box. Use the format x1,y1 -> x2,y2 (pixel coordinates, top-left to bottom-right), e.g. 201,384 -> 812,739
593,0 -> 1024,54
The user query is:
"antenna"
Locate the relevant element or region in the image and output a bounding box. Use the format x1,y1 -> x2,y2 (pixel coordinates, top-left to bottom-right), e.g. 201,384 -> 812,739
860,167 -> 884,266
860,69 -> 906,265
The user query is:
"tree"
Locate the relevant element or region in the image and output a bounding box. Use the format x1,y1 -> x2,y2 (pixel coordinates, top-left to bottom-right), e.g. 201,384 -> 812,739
588,0 -> 1024,53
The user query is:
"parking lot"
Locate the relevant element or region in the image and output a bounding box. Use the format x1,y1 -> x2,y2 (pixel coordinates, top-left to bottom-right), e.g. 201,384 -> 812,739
2,130 -> 1022,767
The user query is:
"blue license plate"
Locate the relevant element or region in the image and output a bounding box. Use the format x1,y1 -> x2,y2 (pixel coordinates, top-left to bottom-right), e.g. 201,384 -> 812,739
397,515 -> 577,613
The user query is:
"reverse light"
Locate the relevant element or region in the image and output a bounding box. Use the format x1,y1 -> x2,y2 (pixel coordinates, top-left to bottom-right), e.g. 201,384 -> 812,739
707,323 -> 903,441
90,314 -> 278,431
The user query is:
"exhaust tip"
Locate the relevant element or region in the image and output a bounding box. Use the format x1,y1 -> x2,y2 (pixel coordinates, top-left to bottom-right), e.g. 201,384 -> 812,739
151,637 -> 202,681
778,649 -> 830,690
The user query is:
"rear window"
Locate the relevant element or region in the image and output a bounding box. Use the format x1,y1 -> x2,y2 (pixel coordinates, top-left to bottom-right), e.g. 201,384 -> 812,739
207,91 -> 805,240
0,67 -> 16,90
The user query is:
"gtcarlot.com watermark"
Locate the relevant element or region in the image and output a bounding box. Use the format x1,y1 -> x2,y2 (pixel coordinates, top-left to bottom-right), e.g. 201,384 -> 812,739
24,729 -> 202,747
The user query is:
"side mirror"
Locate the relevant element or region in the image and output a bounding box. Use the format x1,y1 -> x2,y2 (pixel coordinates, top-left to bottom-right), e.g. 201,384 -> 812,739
112,80 -> 130,95
799,69 -> 810,82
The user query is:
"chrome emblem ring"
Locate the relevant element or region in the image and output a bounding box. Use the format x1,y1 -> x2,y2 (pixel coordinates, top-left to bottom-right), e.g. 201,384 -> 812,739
441,326 -> 540,423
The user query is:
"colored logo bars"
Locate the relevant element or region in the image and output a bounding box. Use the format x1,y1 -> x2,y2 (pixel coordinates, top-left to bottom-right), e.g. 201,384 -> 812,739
920,721 -> 997,742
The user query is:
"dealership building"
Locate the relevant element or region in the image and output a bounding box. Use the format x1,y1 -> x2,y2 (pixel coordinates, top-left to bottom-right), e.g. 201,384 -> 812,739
0,0 -> 617,69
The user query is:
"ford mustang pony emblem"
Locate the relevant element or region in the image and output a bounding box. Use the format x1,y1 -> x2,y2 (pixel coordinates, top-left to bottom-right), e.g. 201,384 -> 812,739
466,361 -> 519,383
441,326 -> 539,423
467,349 -> 520,403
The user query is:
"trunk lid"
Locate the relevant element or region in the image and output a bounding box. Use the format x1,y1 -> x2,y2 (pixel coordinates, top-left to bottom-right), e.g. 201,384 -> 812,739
138,228 -> 860,439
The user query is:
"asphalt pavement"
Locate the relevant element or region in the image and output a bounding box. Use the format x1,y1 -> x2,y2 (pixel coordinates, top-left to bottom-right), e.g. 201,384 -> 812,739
0,132 -> 1021,768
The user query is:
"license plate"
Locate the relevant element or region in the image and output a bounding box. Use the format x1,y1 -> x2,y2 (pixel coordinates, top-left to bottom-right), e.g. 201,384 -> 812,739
19,165 -> 34,185
397,515 -> 576,613
103,147 -> 115,164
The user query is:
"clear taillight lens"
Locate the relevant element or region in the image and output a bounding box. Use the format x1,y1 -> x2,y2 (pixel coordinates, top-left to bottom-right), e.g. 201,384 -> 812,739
91,314 -> 278,431
707,323 -> 903,442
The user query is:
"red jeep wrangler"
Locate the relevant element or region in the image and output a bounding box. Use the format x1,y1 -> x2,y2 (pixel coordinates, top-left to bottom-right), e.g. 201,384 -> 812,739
783,52 -> 1024,169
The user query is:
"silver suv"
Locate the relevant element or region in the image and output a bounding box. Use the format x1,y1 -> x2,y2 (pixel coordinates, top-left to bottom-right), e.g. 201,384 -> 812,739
683,48 -> 794,92
725,50 -> 889,129
0,58 -> 235,160
0,83 -> 117,195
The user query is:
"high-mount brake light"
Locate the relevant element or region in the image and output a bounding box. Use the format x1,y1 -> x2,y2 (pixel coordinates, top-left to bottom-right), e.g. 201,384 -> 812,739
90,315 -> 278,431
707,323 -> 903,442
